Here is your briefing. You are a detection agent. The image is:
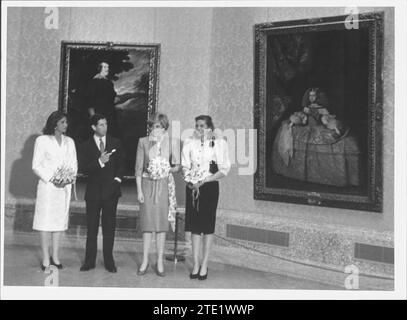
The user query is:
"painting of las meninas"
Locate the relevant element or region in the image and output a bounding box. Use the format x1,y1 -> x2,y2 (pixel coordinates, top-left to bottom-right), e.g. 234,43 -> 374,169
254,12 -> 384,212
59,41 -> 160,177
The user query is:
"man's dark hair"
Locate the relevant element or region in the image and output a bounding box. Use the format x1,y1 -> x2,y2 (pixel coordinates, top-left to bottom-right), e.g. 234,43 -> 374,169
97,61 -> 109,73
43,111 -> 68,135
90,113 -> 107,127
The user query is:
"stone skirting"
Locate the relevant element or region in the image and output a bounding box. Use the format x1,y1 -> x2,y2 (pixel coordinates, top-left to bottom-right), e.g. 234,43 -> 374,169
4,199 -> 185,242
214,209 -> 394,280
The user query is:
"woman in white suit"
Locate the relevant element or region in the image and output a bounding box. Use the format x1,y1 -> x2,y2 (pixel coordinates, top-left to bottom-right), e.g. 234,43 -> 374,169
32,111 -> 77,271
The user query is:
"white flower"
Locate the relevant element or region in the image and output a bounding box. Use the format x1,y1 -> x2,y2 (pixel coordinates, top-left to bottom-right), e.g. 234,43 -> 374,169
146,156 -> 171,180
52,164 -> 76,182
183,166 -> 209,184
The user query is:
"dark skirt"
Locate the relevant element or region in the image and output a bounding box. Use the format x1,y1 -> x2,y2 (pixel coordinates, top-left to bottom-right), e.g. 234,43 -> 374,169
185,181 -> 219,235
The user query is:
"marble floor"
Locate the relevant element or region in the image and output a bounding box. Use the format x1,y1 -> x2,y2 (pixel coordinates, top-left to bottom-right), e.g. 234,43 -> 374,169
3,243 -> 340,290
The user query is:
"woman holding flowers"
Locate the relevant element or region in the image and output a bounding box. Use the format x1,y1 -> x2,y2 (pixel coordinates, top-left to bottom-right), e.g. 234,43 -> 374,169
181,115 -> 231,280
135,113 -> 180,277
32,111 -> 77,271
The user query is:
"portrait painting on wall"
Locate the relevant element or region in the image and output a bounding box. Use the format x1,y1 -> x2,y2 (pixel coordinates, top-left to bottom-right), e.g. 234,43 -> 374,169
59,41 -> 160,177
254,12 -> 384,212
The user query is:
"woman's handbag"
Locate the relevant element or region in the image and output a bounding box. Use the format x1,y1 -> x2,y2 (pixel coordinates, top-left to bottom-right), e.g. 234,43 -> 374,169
209,160 -> 219,174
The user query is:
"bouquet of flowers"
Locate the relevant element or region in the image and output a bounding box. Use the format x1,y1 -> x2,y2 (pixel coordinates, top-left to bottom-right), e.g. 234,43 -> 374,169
183,166 -> 209,212
52,164 -> 76,184
146,156 -> 171,180
183,166 -> 209,185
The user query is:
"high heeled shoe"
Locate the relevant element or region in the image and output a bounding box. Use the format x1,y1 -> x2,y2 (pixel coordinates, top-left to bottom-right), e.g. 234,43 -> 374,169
50,257 -> 64,270
40,263 -> 50,272
198,268 -> 208,280
190,267 -> 200,279
154,264 -> 166,277
137,263 -> 149,276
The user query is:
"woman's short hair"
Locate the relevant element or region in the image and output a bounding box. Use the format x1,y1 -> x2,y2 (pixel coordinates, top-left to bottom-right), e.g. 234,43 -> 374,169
42,111 -> 68,135
195,115 -> 214,131
147,113 -> 169,130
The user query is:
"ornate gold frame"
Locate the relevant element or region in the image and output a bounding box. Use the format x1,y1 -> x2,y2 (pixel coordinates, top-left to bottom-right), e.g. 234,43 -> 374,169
58,41 -> 160,179
253,12 -> 384,212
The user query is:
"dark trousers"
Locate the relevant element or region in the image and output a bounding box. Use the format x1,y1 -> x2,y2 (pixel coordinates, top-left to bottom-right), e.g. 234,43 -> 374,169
84,197 -> 119,267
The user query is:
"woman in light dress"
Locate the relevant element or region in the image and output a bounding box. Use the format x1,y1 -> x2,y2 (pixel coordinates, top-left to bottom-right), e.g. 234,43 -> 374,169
32,111 -> 77,271
135,113 -> 181,276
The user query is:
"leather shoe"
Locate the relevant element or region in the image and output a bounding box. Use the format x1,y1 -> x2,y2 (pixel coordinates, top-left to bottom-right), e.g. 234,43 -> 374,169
105,265 -> 117,273
198,268 -> 208,280
80,264 -> 95,272
190,267 -> 200,279
40,264 -> 50,272
50,257 -> 64,270
137,263 -> 149,276
154,264 -> 165,277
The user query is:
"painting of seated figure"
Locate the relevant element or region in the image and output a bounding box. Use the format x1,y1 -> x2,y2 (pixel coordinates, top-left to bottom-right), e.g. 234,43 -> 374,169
273,87 -> 361,187
254,12 -> 384,212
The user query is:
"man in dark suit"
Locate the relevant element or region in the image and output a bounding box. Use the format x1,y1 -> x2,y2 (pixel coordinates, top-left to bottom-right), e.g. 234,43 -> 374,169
78,113 -> 125,273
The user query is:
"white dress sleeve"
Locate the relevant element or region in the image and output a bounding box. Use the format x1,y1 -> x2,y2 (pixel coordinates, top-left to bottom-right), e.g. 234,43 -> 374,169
68,137 -> 78,175
32,136 -> 54,183
181,139 -> 192,170
216,139 -> 231,176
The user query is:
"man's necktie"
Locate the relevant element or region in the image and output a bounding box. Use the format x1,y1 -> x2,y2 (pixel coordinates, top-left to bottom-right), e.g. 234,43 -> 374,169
99,138 -> 105,154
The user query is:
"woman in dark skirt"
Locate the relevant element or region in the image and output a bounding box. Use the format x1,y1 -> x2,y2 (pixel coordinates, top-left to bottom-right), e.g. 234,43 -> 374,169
181,115 -> 231,280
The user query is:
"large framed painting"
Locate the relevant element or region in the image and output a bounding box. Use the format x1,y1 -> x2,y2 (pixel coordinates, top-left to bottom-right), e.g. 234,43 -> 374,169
59,41 -> 160,177
253,12 -> 384,212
